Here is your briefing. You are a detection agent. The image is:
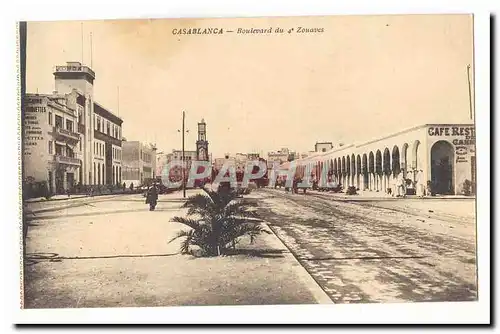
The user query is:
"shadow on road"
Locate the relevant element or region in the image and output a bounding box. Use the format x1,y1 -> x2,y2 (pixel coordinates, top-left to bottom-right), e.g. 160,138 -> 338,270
24,252 -> 180,265
223,248 -> 287,258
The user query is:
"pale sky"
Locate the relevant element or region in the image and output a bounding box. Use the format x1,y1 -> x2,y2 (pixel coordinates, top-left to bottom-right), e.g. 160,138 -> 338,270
26,14 -> 474,158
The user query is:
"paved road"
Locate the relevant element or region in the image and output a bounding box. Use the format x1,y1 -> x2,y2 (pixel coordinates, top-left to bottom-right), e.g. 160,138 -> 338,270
253,188 -> 477,304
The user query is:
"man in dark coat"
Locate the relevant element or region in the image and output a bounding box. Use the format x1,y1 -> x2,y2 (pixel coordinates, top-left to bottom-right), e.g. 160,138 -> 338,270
146,184 -> 159,211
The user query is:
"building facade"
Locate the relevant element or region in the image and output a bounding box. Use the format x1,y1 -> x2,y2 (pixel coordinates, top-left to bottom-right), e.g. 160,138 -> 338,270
121,141 -> 157,187
23,61 -> 124,193
289,123 -> 476,196
23,91 -> 82,193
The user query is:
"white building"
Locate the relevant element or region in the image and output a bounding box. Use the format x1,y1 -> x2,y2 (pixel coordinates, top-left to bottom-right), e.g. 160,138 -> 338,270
23,61 -> 124,194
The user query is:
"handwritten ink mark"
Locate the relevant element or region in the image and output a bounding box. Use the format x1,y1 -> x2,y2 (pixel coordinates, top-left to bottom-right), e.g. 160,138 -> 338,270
288,28 -> 294,34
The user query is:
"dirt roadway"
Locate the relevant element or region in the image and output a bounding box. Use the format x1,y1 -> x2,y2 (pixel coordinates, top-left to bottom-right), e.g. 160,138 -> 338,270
254,188 -> 477,304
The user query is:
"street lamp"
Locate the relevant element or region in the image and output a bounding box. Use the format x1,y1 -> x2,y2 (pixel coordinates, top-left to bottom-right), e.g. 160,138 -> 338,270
178,112 -> 190,198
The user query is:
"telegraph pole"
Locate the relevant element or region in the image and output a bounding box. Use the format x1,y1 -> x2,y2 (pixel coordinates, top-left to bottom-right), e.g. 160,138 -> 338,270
467,64 -> 473,121
182,111 -> 186,198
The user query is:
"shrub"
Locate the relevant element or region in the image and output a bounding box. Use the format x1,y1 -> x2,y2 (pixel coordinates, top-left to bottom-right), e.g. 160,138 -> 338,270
462,179 -> 472,196
170,187 -> 270,257
346,186 -> 357,195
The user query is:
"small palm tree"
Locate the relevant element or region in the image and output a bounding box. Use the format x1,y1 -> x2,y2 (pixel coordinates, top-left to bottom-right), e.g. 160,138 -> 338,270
170,187 -> 269,256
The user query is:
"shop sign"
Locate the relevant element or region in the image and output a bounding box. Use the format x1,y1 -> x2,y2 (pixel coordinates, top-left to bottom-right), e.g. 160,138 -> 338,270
455,146 -> 468,156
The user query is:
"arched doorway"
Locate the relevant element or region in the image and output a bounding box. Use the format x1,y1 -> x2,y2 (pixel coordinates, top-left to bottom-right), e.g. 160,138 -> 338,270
333,159 -> 338,183
356,155 -> 362,189
362,154 -> 368,190
375,150 -> 382,191
401,143 -> 409,176
341,157 -> 346,186
351,154 -> 356,187
383,148 -> 391,192
431,140 -> 455,195
368,152 -> 375,190
392,146 -> 401,176
346,156 -> 351,186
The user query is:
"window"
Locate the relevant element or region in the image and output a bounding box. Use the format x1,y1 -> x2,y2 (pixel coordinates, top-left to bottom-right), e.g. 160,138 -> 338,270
96,117 -> 101,132
79,138 -> 82,151
48,112 -> 53,125
66,120 -> 73,132
55,115 -> 63,129
48,141 -> 53,154
94,115 -> 97,130
107,121 -> 110,135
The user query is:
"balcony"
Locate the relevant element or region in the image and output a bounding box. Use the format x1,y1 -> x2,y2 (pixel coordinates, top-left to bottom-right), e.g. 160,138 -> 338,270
54,154 -> 80,166
53,126 -> 80,143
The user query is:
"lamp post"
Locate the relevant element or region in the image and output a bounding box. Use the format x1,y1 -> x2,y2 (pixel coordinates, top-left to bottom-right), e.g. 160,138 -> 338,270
182,111 -> 186,198
177,116 -> 189,198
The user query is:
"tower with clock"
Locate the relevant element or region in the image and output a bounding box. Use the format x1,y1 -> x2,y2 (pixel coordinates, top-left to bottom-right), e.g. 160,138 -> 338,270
196,118 -> 209,161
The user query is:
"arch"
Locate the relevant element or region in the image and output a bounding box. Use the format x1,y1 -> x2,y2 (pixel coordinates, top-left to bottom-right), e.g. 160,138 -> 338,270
412,140 -> 421,170
392,145 -> 401,176
346,155 -> 351,175
362,154 -> 368,174
368,152 -> 375,173
401,143 -> 409,171
430,140 -> 455,195
351,154 -> 356,174
356,155 -> 362,175
383,148 -> 391,175
375,150 -> 382,175
341,156 -> 346,174
333,159 -> 338,175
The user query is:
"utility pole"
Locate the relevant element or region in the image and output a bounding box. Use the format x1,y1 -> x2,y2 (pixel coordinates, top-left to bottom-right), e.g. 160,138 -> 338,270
467,64 -> 473,121
182,111 -> 186,198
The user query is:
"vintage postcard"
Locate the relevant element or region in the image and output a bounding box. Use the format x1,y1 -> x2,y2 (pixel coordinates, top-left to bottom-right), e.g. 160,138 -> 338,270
17,12 -> 487,324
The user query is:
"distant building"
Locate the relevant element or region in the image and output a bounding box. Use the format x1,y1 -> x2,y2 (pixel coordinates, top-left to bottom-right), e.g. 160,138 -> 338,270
121,141 -> 157,187
315,142 -> 333,153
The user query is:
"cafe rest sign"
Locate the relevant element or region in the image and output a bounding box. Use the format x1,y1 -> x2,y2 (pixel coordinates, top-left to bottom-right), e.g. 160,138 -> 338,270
427,126 -> 475,146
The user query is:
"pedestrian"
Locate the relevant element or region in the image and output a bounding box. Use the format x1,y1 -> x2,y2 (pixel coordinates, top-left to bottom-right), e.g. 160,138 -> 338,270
415,169 -> 425,198
146,183 -> 159,211
399,171 -> 407,198
397,171 -> 404,197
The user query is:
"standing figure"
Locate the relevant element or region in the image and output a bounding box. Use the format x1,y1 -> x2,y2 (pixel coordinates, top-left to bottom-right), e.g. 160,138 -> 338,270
146,184 -> 159,211
399,171 -> 407,198
397,171 -> 404,197
415,169 -> 425,198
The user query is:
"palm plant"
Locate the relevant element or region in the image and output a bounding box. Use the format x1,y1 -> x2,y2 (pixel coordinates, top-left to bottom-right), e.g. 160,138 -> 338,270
170,187 -> 269,256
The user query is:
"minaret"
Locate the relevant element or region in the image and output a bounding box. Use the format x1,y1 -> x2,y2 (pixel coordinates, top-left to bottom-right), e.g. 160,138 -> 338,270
196,118 -> 209,161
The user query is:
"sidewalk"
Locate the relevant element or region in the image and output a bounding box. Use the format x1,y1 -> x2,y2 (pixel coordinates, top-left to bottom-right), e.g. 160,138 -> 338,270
23,194 -> 123,215
266,187 -> 474,201
23,197 -> 327,307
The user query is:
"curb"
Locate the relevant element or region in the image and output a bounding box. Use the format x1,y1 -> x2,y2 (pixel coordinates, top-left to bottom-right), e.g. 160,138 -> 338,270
24,195 -> 123,215
263,223 -> 333,305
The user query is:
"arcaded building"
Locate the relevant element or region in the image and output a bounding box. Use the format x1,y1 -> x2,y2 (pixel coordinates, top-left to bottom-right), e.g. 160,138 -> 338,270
290,123 -> 476,196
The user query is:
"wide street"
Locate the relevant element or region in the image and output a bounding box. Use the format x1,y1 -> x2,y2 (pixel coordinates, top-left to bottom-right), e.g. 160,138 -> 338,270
255,188 -> 477,303
23,188 -> 477,307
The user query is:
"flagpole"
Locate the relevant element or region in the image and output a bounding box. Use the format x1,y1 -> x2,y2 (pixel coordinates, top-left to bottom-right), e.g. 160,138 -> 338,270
467,64 -> 473,121
81,22 -> 84,64
182,111 -> 186,198
90,32 -> 93,68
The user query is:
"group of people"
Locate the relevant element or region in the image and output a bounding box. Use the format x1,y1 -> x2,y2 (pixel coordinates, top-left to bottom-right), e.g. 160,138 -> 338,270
390,169 -> 426,198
